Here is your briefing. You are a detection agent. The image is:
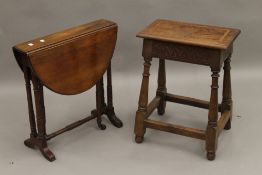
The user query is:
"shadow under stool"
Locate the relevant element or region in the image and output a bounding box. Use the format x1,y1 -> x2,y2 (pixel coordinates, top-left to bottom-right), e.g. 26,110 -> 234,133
134,19 -> 240,160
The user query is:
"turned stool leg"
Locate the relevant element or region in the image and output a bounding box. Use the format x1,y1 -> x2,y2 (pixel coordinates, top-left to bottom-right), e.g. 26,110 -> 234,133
96,78 -> 106,130
134,57 -> 152,143
222,57 -> 233,130
105,63 -> 123,128
157,59 -> 167,115
23,65 -> 37,140
32,75 -> 55,161
206,70 -> 220,160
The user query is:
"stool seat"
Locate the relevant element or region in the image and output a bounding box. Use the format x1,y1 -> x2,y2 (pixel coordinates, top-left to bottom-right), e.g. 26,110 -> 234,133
137,19 -> 240,49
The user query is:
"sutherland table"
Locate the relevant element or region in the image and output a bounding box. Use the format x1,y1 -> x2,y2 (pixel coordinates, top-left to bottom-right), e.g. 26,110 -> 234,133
13,19 -> 123,161
134,19 -> 240,160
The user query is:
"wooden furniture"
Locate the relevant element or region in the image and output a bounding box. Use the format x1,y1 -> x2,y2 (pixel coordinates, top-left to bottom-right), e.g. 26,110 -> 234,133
134,19 -> 240,160
13,19 -> 123,162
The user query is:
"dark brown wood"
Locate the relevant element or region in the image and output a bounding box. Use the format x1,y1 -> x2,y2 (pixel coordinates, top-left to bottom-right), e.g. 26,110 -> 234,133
217,111 -> 231,135
137,19 -> 240,49
105,63 -> 123,128
23,65 -> 37,138
222,56 -> 233,130
134,57 -> 152,143
100,76 -> 106,108
151,39 -> 223,69
14,19 -> 117,95
165,93 -> 222,112
206,70 -> 220,160
13,19 -> 122,161
96,78 -> 106,130
15,20 -> 115,53
135,19 -> 240,160
145,96 -> 161,119
31,75 -> 56,161
46,115 -> 96,140
157,59 -> 167,115
144,119 -> 206,140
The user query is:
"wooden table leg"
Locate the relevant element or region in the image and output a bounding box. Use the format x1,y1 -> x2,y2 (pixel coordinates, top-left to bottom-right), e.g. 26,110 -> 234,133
105,63 -> 123,128
157,59 -> 167,115
222,57 -> 233,130
100,76 -> 107,108
134,57 -> 152,143
32,75 -> 55,162
206,70 -> 220,160
96,78 -> 106,130
23,65 -> 37,139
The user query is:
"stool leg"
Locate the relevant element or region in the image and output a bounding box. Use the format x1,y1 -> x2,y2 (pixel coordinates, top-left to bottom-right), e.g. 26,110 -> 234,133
105,63 -> 123,128
222,57 -> 233,130
206,70 -> 220,160
23,65 -> 38,139
157,59 -> 167,115
31,75 -> 55,161
96,78 -> 106,130
134,57 -> 152,143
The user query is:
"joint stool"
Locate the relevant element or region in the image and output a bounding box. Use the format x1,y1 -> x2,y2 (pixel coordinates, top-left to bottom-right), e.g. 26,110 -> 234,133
13,19 -> 123,161
134,19 -> 240,160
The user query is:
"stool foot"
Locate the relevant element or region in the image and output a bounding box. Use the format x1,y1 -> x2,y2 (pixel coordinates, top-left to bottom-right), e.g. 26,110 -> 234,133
207,151 -> 216,161
135,135 -> 144,143
224,119 -> 231,130
157,106 -> 165,115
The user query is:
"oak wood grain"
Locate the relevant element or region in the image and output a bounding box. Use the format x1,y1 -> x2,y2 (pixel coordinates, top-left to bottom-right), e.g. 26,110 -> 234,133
137,19 -> 240,49
144,119 -> 206,140
14,19 -> 117,95
15,19 -> 115,53
135,19 -> 240,160
13,19 -> 122,161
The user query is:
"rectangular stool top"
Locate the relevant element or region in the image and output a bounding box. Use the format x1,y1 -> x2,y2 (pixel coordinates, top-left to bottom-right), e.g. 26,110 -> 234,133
14,19 -> 116,54
137,19 -> 240,49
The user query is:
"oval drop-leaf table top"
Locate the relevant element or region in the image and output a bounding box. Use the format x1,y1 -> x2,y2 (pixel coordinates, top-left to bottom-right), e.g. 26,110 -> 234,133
13,19 -> 117,95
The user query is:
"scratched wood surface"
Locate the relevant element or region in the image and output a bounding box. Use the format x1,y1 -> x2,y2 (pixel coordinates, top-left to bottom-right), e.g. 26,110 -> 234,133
13,19 -> 117,95
137,19 -> 240,49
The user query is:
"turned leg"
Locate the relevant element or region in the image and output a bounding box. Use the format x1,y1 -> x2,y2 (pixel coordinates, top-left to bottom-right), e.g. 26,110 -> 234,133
134,57 -> 152,143
100,76 -> 107,108
157,59 -> 167,115
31,75 -> 55,161
23,65 -> 37,140
222,57 -> 233,130
105,63 -> 123,128
96,78 -> 106,130
206,70 -> 220,160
